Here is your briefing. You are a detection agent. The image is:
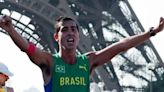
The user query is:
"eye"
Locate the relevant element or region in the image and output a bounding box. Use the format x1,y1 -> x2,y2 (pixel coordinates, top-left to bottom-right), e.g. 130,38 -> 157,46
72,28 -> 75,32
61,27 -> 68,32
71,26 -> 77,32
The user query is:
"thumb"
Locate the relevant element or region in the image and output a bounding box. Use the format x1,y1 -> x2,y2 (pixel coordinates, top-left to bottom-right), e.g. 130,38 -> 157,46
160,17 -> 164,24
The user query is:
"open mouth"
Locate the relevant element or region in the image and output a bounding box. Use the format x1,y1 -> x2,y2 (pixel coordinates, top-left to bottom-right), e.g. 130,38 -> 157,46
67,38 -> 74,44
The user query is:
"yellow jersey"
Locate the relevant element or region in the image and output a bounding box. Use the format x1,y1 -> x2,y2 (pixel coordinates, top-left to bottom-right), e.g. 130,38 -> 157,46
0,87 -> 5,92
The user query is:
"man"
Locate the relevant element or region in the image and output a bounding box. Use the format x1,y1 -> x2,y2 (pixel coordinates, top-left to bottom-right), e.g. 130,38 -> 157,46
0,15 -> 164,92
0,62 -> 14,92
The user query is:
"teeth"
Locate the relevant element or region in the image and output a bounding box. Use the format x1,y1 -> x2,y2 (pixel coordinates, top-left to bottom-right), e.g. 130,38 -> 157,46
67,38 -> 74,42
68,38 -> 73,41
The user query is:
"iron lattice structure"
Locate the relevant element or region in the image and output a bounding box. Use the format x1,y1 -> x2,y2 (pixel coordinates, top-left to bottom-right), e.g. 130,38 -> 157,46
0,0 -> 164,92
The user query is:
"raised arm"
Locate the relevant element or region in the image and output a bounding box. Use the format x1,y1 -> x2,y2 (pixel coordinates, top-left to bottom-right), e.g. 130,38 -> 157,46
0,15 -> 52,71
88,17 -> 164,71
0,15 -> 53,84
0,15 -> 29,51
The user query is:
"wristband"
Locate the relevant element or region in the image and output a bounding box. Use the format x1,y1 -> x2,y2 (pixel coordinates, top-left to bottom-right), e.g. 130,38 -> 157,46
149,27 -> 156,36
26,42 -> 36,56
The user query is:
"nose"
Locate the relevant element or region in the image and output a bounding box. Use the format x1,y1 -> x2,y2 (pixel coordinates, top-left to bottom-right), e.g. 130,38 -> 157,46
68,28 -> 74,35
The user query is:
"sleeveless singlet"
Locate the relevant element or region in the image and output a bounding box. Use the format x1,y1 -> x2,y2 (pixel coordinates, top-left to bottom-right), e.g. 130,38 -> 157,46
44,53 -> 90,92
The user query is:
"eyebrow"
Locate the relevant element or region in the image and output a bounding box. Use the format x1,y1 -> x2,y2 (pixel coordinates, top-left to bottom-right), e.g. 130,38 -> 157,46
71,26 -> 77,28
62,26 -> 77,29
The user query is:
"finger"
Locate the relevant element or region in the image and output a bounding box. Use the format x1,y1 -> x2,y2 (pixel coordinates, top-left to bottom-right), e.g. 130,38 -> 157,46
159,17 -> 164,27
0,15 -> 6,23
160,17 -> 163,23
160,17 -> 164,23
0,15 -> 11,24
4,15 -> 11,23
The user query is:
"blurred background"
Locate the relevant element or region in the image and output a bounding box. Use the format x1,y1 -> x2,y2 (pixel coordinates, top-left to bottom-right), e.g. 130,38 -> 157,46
0,0 -> 164,92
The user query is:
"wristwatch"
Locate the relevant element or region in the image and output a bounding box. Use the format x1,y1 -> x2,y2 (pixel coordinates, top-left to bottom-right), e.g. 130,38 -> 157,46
149,27 -> 156,36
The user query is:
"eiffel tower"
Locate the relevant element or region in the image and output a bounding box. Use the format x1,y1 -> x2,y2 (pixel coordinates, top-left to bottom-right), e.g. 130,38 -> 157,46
0,0 -> 164,92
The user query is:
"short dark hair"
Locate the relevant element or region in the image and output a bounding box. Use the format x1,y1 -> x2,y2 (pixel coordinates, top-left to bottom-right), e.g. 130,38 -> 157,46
54,16 -> 79,34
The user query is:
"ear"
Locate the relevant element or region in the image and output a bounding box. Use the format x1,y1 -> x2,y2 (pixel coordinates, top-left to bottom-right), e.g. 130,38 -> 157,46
54,33 -> 58,41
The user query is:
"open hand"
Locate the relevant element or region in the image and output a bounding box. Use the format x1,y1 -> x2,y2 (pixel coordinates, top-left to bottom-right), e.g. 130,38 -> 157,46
154,17 -> 164,33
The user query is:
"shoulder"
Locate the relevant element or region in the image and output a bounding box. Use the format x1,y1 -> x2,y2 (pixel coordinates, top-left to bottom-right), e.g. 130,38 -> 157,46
28,49 -> 53,66
84,51 -> 96,65
85,51 -> 95,56
85,51 -> 96,61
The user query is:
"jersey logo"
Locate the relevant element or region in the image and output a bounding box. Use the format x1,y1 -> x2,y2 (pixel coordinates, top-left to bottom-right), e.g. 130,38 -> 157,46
79,64 -> 87,72
55,65 -> 65,73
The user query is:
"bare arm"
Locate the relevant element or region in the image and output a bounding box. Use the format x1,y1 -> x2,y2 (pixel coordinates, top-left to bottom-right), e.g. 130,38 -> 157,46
0,15 -> 53,83
0,15 -> 29,52
88,17 -> 164,72
0,15 -> 51,64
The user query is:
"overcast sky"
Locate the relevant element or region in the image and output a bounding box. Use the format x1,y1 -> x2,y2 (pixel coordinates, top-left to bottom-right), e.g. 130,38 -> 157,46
128,0 -> 164,61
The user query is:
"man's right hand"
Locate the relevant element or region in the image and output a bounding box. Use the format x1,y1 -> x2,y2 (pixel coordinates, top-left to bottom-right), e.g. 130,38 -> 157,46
0,15 -> 13,32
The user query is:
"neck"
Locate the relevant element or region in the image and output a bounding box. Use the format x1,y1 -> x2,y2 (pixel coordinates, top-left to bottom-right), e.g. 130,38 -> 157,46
59,50 -> 76,64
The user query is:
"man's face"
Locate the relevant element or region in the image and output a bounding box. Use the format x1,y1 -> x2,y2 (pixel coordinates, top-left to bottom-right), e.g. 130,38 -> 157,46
55,20 -> 80,51
0,73 -> 9,86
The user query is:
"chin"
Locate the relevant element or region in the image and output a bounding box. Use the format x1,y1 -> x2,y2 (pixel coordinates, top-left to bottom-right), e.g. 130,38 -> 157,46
67,47 -> 75,50
1,83 -> 5,86
66,46 -> 76,50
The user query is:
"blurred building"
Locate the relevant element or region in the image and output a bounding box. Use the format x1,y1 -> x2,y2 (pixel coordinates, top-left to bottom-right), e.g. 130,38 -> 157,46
0,0 -> 164,92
